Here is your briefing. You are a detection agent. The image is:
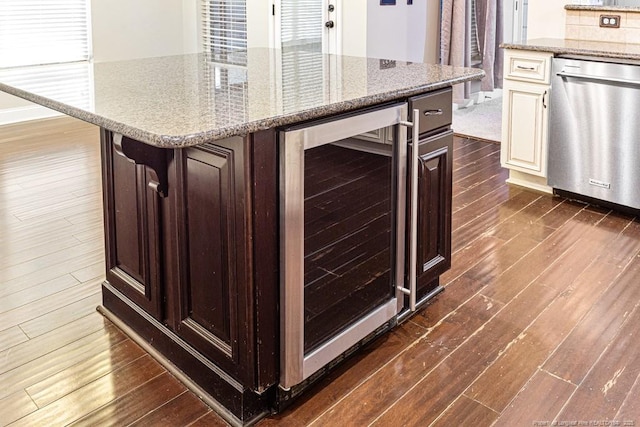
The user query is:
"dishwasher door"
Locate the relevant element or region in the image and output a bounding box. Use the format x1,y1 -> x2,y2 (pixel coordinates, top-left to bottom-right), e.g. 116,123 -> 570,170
548,57 -> 640,210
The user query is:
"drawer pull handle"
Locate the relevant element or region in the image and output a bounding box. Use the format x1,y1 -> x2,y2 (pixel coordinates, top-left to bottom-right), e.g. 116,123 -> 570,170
516,65 -> 536,71
424,109 -> 443,116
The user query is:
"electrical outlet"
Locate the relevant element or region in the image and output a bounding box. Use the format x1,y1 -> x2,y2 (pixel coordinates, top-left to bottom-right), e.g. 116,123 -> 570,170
600,14 -> 621,28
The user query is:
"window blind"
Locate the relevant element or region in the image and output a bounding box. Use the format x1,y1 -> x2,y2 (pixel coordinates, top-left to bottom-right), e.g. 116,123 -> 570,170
0,62 -> 93,110
0,0 -> 91,68
280,0 -> 323,49
278,1 -> 325,112
201,0 -> 247,66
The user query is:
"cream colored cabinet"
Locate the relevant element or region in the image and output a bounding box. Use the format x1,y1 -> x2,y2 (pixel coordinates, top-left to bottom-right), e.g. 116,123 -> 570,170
501,49 -> 553,193
501,80 -> 548,175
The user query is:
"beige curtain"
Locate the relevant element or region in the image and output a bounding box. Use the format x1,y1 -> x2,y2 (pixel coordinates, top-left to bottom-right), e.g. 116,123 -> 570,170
440,0 -> 503,100
476,0 -> 504,91
441,0 -> 470,102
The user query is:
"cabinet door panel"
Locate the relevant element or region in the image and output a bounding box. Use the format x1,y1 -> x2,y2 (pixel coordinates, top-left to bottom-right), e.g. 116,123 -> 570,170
501,81 -> 549,176
174,139 -> 247,374
102,131 -> 163,319
184,153 -> 233,348
415,131 -> 453,299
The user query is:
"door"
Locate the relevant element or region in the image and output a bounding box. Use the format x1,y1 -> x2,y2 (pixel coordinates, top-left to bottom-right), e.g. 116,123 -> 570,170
501,80 -> 549,176
415,131 -> 453,301
101,131 -> 165,320
274,0 -> 341,55
504,0 -> 529,43
171,137 -> 253,382
280,103 -> 408,389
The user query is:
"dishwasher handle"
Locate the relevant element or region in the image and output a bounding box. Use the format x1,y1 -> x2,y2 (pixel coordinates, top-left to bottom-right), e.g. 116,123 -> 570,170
557,70 -> 640,87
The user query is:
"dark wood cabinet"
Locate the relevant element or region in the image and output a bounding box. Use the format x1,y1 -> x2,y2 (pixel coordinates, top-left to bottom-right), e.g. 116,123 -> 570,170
101,130 -> 165,320
100,130 -> 279,424
99,91 -> 453,424
171,138 -> 252,381
415,130 -> 453,301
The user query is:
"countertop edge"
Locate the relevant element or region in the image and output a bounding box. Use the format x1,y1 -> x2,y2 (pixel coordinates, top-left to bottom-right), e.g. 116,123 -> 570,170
1,72 -> 483,148
565,5 -> 640,12
501,41 -> 640,61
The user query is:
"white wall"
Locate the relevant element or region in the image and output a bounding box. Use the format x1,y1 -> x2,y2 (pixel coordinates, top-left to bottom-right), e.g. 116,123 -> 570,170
247,2 -> 272,48
341,0 -> 368,57
527,0 -> 571,40
91,0 -> 198,63
366,0 -> 428,62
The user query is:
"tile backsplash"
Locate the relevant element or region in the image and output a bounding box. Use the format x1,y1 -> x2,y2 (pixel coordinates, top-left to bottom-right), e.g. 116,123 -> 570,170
566,9 -> 640,42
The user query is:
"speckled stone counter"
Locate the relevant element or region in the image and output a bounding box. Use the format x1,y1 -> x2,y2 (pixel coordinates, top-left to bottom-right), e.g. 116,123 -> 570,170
565,5 -> 640,13
502,37 -> 640,61
0,48 -> 483,148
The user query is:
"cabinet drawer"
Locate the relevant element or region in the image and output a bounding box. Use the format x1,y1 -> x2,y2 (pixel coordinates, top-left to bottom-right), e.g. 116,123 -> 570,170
504,50 -> 552,84
409,87 -> 452,136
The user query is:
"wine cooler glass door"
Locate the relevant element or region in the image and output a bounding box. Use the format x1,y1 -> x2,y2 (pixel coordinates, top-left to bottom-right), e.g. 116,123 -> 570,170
280,102 -> 408,389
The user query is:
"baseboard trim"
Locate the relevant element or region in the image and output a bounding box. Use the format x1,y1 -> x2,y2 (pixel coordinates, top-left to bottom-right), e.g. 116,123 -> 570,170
99,282 -> 273,426
506,170 -> 553,194
0,105 -> 63,126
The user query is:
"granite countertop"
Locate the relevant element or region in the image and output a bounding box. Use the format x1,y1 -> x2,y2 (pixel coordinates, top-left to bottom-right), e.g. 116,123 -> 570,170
502,37 -> 640,61
565,5 -> 640,12
0,48 -> 483,148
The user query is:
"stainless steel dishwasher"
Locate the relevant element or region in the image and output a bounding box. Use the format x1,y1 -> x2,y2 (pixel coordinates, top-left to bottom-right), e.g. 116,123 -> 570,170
548,56 -> 640,211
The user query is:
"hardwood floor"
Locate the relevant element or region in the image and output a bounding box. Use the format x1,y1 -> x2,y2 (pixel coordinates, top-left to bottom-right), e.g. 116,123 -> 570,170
1,117 -> 640,426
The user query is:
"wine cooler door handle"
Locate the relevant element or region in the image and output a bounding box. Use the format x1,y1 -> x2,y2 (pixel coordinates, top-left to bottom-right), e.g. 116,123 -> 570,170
398,109 -> 420,312
408,108 -> 419,311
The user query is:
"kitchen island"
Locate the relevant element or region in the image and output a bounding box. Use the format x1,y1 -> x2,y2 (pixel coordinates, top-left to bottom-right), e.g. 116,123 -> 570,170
0,48 -> 483,425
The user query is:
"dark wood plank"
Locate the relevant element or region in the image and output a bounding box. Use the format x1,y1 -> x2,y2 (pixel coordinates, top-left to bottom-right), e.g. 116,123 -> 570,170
616,372 -> 640,422
70,372 -> 189,427
495,370 -> 577,426
4,122 -> 640,427
11,355 -> 165,426
127,390 -> 211,427
18,290 -> 101,340
451,186 -> 532,247
479,209 -> 604,305
188,411 -> 230,427
308,292 -> 503,426
0,314 -> 108,375
543,259 -> 640,385
0,324 -> 127,402
452,143 -> 499,170
431,395 -> 499,427
466,214 -> 632,412
0,279 -> 100,329
369,283 -> 560,426
556,303 -> 640,421
260,321 -> 428,426
26,339 -> 147,407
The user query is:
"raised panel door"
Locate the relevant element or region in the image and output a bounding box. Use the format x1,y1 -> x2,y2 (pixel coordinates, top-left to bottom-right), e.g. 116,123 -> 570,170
415,131 -> 453,301
173,137 -> 251,381
101,130 -> 164,319
501,80 -> 549,177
